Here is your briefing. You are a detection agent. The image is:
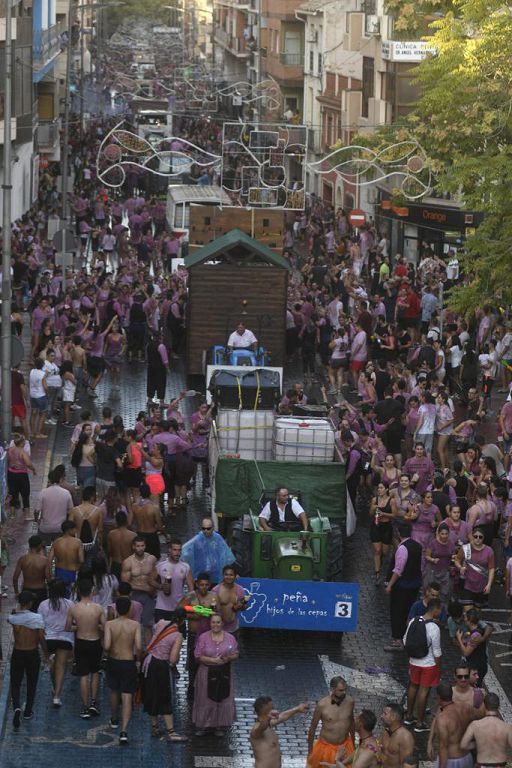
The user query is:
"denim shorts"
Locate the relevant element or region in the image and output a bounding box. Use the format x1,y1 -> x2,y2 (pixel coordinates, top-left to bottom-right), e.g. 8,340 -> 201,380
30,395 -> 48,412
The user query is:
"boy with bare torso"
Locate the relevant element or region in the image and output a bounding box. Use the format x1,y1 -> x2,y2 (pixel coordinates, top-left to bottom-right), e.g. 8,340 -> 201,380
47,520 -> 84,596
65,578 -> 105,718
307,677 -> 355,768
103,596 -> 142,745
13,535 -> 48,609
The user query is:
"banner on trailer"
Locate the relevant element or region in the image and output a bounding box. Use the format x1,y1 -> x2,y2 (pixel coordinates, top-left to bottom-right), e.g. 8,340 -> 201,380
237,578 -> 359,633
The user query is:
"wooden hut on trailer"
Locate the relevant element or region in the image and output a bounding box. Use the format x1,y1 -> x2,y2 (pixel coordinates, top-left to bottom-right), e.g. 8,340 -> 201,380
184,229 -> 290,376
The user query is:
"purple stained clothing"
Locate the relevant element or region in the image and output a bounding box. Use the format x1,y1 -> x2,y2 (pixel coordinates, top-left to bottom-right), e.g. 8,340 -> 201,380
142,620 -> 181,676
403,456 -> 435,495
192,631 -> 238,729
158,343 -> 169,367
447,519 -> 471,544
147,431 -> 190,455
89,332 -> 106,357
155,560 -> 191,611
393,541 -> 410,576
426,535 -> 456,574
464,545 -> 494,594
346,448 -> 361,478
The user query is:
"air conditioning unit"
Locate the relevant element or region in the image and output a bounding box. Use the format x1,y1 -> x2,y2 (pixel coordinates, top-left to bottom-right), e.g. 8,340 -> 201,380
307,29 -> 318,43
365,15 -> 380,35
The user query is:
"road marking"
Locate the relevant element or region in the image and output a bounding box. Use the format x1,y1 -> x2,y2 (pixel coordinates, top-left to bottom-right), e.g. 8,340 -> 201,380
318,655 -> 405,700
495,650 -> 512,658
481,665 -> 512,722
490,640 -> 512,647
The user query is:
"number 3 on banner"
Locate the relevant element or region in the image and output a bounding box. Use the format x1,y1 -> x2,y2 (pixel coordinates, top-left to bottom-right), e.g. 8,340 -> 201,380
335,601 -> 352,618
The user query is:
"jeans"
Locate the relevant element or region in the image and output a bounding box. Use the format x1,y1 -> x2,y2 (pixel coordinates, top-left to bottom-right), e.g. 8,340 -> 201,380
10,648 -> 40,712
76,465 -> 96,488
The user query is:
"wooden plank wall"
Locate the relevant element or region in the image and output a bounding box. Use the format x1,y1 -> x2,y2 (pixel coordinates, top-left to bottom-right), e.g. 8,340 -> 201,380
189,206 -> 284,251
186,264 -> 288,374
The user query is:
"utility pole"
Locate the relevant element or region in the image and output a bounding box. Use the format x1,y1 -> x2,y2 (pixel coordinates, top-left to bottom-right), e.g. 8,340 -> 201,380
79,2 -> 84,140
1,0 -> 13,443
60,0 -> 74,294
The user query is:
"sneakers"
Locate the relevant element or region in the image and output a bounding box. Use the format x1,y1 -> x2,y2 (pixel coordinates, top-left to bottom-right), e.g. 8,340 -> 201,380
80,707 -> 91,719
13,708 -> 21,729
110,718 -> 119,729
23,709 -> 33,720
87,388 -> 98,398
119,731 -> 128,745
414,722 -> 430,733
52,697 -> 62,708
70,403 -> 82,410
45,418 -> 57,425
403,716 -> 416,726
88,700 -> 100,717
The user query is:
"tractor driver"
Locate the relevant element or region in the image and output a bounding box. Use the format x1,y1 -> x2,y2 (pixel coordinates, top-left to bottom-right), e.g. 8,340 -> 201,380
259,488 -> 308,532
227,322 -> 258,353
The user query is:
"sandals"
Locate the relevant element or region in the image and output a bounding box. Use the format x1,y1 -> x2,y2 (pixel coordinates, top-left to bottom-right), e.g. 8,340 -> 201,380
166,728 -> 188,743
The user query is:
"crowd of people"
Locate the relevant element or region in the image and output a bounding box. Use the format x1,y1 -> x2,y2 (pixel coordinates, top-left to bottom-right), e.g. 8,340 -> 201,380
2,31 -> 512,766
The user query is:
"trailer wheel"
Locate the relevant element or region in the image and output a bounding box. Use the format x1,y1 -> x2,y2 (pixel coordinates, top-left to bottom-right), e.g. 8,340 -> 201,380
326,523 -> 344,582
231,520 -> 252,577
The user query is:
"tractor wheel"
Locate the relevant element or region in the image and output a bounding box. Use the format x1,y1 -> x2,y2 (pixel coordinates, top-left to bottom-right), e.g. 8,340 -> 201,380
231,520 -> 252,577
326,523 -> 344,582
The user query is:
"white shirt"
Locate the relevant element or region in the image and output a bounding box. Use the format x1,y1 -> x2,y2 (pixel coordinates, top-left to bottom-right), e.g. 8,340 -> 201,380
29,369 -> 46,398
404,618 -> 441,666
43,360 -> 62,388
227,328 -> 257,349
259,497 -> 305,523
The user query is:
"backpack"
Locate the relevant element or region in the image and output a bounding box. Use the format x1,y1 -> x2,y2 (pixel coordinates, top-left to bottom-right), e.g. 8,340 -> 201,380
404,616 -> 431,658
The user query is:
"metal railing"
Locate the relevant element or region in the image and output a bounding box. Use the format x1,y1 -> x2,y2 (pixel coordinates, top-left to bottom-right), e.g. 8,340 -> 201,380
279,52 -> 304,67
33,23 -> 62,68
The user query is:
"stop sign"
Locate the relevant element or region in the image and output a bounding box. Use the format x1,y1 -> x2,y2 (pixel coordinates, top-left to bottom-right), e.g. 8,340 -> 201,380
348,208 -> 366,226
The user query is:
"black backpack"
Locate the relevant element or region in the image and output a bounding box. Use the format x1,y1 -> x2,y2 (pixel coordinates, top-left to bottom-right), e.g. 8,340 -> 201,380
404,616 -> 431,658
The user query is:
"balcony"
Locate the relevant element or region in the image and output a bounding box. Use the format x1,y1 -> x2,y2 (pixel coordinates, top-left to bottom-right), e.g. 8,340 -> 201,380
279,52 -> 304,67
37,118 -> 60,151
264,51 -> 304,84
214,27 -> 250,56
33,23 -> 63,78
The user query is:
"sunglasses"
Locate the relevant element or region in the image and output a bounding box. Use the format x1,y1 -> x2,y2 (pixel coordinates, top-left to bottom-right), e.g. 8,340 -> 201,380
456,674 -> 469,680
202,526 -> 213,531
473,535 -> 484,540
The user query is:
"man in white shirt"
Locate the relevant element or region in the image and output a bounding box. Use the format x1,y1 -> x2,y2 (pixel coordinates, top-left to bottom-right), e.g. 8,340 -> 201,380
403,598 -> 442,732
259,488 -> 308,532
227,323 -> 258,352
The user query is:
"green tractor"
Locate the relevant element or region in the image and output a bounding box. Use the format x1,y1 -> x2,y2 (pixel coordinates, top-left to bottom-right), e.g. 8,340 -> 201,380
212,456 -> 346,582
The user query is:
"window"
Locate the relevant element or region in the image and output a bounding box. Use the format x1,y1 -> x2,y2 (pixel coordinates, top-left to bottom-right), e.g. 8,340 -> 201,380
309,50 -> 314,73
263,218 -> 270,227
362,56 -> 374,118
318,52 -> 322,76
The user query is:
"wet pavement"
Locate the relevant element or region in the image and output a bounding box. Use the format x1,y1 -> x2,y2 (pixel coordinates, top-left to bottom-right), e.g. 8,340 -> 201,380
1,335 -> 511,767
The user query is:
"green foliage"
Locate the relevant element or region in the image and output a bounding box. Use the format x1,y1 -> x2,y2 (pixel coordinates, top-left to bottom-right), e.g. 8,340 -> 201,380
367,0 -> 512,314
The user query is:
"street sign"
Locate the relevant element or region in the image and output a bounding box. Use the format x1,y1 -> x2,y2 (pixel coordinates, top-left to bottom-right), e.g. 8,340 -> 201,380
52,228 -> 78,252
348,208 -> 366,226
237,578 -> 359,633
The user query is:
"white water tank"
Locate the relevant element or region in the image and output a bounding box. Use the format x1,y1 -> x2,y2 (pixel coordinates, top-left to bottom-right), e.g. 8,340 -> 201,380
215,409 -> 274,460
272,417 -> 335,463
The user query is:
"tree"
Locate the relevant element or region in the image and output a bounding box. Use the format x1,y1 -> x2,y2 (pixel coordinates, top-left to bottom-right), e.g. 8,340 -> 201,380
359,0 -> 512,314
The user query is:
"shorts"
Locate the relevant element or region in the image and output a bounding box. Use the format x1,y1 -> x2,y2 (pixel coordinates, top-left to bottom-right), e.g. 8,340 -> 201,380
86,355 -> 105,377
145,473 -> 165,496
105,658 -> 138,693
74,638 -> 103,676
12,403 -> 26,419
131,590 -> 156,628
307,736 -> 355,768
461,588 -> 488,608
47,639 -> 73,653
408,663 -> 440,688
30,395 -> 48,412
370,522 -> 393,545
330,358 -> 348,370
350,360 -> 365,373
434,754 -> 475,768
